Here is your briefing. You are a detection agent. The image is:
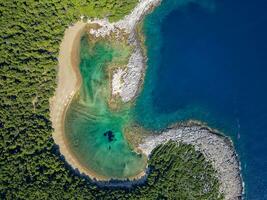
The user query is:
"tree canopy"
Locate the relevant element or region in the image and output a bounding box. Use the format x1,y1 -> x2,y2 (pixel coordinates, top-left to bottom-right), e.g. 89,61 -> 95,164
0,0 -> 222,199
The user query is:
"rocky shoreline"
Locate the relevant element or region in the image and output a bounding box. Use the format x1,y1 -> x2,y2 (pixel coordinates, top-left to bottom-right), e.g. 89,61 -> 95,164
139,121 -> 243,200
85,0 -> 162,102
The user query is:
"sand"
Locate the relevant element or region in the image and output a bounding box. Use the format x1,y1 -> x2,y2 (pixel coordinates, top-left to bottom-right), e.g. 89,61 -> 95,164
49,20 -> 148,181
49,21 -> 108,180
50,0 -> 162,181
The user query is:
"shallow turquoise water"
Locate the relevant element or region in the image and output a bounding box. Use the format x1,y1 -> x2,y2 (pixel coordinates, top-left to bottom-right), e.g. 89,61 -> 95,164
65,0 -> 267,197
65,36 -> 146,179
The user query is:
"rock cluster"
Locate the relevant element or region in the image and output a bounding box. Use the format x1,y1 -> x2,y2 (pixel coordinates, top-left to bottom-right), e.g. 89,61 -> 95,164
120,47 -> 144,102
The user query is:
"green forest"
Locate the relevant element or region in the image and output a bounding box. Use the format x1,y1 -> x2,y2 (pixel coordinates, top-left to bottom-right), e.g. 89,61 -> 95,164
0,0 -> 222,199
72,0 -> 138,22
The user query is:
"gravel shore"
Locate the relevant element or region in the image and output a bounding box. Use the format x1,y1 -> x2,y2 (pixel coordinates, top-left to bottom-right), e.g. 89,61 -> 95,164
139,122 -> 243,200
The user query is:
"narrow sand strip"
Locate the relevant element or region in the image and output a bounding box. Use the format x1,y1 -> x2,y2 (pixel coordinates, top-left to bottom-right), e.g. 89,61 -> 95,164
50,0 -> 162,181
49,21 -> 109,180
49,21 -> 147,180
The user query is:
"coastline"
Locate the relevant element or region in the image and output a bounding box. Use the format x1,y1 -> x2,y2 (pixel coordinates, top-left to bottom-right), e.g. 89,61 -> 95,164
139,121 -> 243,199
50,21 -> 147,181
50,21 -> 108,180
50,0 -> 243,197
50,0 -> 163,181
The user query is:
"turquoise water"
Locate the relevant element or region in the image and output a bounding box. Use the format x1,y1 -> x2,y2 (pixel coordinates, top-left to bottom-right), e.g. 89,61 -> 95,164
65,37 -> 146,179
65,0 -> 267,197
134,0 -> 267,198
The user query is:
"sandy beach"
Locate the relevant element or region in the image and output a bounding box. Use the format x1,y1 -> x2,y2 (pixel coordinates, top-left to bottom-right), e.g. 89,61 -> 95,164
49,20 -> 148,181
49,21 -> 109,180
50,0 -> 163,181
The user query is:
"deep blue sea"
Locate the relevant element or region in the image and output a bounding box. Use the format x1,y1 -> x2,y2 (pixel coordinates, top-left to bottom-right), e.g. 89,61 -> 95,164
134,0 -> 267,199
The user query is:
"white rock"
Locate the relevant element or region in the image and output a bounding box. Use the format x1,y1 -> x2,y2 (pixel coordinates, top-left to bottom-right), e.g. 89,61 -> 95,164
112,68 -> 126,95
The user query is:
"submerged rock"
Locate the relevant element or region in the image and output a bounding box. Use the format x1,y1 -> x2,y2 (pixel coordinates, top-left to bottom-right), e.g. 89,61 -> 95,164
104,130 -> 115,142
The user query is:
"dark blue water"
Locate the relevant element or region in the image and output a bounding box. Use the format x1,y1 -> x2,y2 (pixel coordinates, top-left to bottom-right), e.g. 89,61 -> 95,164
134,0 -> 267,199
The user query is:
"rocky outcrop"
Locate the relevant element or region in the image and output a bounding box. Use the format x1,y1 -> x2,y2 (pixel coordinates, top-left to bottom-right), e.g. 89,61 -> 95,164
120,47 -> 145,102
139,123 -> 243,200
85,0 -> 162,102
87,0 -> 162,37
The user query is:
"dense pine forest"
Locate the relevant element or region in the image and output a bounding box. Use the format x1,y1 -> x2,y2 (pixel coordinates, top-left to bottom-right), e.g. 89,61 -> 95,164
0,0 -> 222,199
